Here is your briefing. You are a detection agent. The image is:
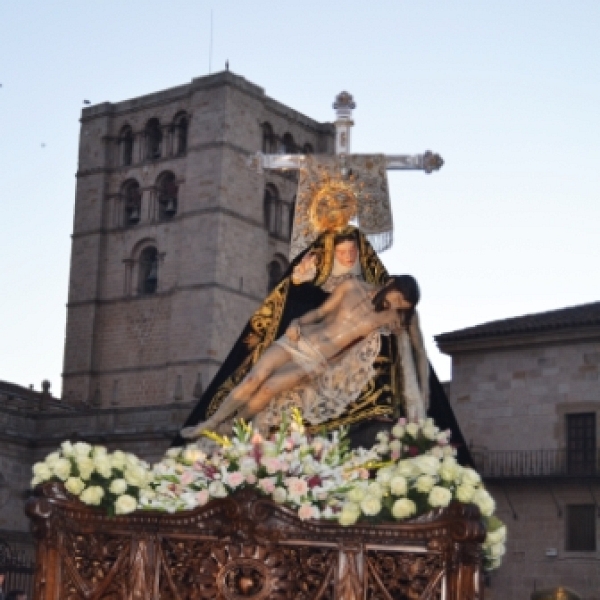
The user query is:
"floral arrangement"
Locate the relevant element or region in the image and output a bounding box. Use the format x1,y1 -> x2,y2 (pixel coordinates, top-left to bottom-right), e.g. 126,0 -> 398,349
31,412 -> 506,570
31,441 -> 153,516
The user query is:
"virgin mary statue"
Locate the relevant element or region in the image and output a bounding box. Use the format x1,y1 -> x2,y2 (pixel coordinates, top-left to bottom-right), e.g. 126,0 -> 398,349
172,156 -> 470,464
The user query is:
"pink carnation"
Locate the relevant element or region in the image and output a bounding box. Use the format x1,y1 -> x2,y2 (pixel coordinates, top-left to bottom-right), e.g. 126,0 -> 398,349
180,471 -> 196,485
245,473 -> 257,485
258,478 -> 276,494
261,457 -> 284,474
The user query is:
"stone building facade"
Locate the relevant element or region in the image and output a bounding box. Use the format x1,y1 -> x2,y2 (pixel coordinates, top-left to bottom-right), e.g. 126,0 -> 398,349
1,71 -> 333,569
437,302 -> 600,600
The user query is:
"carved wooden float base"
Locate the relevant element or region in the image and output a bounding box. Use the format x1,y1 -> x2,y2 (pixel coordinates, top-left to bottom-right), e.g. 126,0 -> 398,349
26,483 -> 485,600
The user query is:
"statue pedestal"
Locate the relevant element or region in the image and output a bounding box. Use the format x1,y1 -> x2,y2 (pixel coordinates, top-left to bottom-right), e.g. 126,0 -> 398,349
26,483 -> 485,599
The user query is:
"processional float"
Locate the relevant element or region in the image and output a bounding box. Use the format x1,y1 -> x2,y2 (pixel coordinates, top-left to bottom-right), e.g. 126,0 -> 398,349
26,93 -> 491,600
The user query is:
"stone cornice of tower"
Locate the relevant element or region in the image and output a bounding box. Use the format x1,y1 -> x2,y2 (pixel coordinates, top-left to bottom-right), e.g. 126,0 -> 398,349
80,71 -> 334,136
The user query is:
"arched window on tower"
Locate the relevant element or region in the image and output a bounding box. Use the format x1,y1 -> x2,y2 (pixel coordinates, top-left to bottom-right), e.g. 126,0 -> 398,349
267,254 -> 289,292
122,179 -> 142,226
145,118 -> 162,160
282,132 -> 296,154
262,122 -> 274,153
119,125 -> 134,166
174,113 -> 188,155
263,184 -> 281,236
139,246 -> 159,295
157,171 -> 178,220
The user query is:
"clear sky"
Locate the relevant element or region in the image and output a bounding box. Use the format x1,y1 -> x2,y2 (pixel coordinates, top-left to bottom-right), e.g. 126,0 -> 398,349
1,1 -> 599,394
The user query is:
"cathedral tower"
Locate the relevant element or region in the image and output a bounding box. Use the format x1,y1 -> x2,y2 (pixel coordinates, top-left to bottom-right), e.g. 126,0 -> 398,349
62,71 -> 334,407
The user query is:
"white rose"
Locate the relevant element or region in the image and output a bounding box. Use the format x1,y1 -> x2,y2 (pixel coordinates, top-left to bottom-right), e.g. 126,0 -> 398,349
53,458 -> 72,481
461,467 -> 481,486
80,485 -> 105,506
430,447 -> 444,459
392,498 -> 417,519
115,494 -> 138,515
65,477 -> 86,496
124,453 -> 141,470
413,456 -> 440,476
339,502 -> 361,526
415,475 -> 436,493
472,489 -> 496,517
443,445 -> 456,457
428,486 -> 452,508
92,445 -> 108,458
391,425 -> 405,438
360,495 -> 382,516
109,478 -> 128,495
456,484 -> 476,503
60,441 -> 75,457
44,451 -> 61,467
405,423 -> 419,437
208,480 -> 228,498
390,476 -> 408,496
73,442 -> 92,457
76,456 -> 95,480
33,462 -> 52,480
272,487 -> 287,504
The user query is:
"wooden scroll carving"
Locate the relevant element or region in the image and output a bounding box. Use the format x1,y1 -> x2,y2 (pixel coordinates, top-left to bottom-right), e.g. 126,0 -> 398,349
26,482 -> 485,600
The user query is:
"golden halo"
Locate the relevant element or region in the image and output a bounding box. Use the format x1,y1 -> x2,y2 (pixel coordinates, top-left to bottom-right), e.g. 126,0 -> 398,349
309,178 -> 358,233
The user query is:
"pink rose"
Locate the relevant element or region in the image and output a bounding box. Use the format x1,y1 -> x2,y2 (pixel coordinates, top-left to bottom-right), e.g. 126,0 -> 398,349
181,471 -> 196,485
298,504 -> 318,521
245,473 -> 257,485
261,457 -> 283,474
258,478 -> 276,494
196,490 -> 209,506
226,472 -> 245,488
285,477 -> 308,497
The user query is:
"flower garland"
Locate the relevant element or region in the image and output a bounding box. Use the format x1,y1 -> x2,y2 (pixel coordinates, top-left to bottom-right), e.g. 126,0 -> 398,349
31,411 -> 506,570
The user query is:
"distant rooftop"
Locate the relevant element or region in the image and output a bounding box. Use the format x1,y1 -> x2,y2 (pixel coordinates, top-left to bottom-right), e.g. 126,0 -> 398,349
436,301 -> 600,345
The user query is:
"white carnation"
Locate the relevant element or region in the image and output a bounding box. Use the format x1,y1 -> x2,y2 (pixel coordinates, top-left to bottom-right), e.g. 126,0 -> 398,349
428,486 -> 452,508
376,466 -> 395,485
272,487 -> 287,504
60,441 -> 75,457
53,458 -> 72,481
392,498 -> 417,519
456,484 -> 476,503
360,495 -> 382,516
339,502 -> 361,526
413,456 -> 440,476
461,467 -> 481,486
415,475 -> 436,493
396,460 -> 418,478
65,477 -> 86,496
115,494 -> 138,515
124,464 -> 148,488
422,425 -> 438,440
405,423 -> 419,437
486,525 -> 507,546
109,478 -> 128,495
76,456 -> 95,480
94,455 -> 113,478
391,424 -> 405,438
472,489 -> 495,517
208,480 -> 228,498
80,485 -> 104,506
489,542 -> 506,558
347,485 -> 367,503
73,442 -> 92,457
390,476 -> 408,496
439,457 -> 460,482
367,482 -> 385,498
111,450 -> 127,470
33,462 -> 52,480
44,451 -> 61,467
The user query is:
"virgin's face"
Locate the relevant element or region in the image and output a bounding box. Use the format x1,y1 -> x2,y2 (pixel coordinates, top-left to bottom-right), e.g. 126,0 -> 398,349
334,240 -> 358,268
384,290 -> 413,310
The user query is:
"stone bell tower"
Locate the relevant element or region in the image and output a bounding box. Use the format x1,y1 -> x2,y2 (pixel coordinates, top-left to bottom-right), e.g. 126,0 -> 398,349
62,71 -> 334,408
